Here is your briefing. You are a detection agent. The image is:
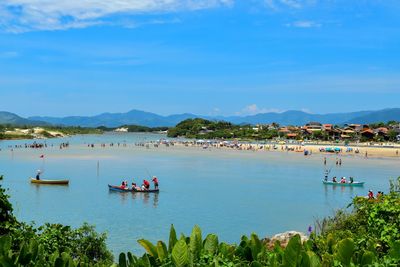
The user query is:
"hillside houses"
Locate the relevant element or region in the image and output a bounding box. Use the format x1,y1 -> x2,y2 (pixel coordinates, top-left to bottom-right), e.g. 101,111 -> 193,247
275,122 -> 399,142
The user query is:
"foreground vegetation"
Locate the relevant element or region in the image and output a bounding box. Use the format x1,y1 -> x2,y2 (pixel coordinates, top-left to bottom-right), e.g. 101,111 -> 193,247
1,175 -> 400,266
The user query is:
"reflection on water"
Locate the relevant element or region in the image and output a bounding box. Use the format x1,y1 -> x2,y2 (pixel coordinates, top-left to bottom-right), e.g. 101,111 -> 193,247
323,184 -> 354,193
108,190 -> 159,208
30,183 -> 70,193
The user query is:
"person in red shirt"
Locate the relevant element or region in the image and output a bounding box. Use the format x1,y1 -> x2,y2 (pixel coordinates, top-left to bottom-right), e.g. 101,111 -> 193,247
120,181 -> 125,189
143,180 -> 150,190
152,176 -> 159,189
368,190 -> 374,199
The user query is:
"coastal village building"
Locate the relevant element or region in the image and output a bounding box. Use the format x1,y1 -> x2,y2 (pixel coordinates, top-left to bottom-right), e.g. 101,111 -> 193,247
304,122 -> 323,131
361,129 -> 375,139
289,121 -> 398,141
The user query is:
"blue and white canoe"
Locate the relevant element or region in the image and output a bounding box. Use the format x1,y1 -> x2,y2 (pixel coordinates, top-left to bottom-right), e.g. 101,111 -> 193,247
322,180 -> 365,187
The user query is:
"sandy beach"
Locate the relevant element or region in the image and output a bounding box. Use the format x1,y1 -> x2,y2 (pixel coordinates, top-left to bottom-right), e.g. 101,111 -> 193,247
2,134 -> 400,159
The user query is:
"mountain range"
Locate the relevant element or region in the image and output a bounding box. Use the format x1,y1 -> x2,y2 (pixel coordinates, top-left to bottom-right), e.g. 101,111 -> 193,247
0,111 -> 47,126
0,108 -> 399,128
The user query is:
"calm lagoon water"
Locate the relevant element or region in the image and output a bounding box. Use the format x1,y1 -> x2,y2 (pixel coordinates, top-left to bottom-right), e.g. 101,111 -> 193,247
0,133 -> 399,255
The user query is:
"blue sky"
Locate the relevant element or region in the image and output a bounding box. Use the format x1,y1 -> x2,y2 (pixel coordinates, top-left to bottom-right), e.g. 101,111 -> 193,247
0,0 -> 399,117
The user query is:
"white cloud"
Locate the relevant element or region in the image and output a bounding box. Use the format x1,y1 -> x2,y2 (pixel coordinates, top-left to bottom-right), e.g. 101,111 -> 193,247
286,20 -> 321,28
264,0 -> 316,10
300,108 -> 312,113
208,107 -> 221,116
236,104 -> 284,116
0,0 -> 233,32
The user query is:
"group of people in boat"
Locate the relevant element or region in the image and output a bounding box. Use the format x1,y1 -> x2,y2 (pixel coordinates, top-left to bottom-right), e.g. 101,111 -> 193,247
324,174 -> 354,184
368,190 -> 384,199
120,176 -> 159,191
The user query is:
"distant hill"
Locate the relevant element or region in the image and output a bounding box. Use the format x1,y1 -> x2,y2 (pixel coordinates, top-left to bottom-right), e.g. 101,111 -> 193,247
29,110 -> 201,128
19,107 -> 400,128
0,111 -> 46,126
223,110 -> 374,125
345,108 -> 400,124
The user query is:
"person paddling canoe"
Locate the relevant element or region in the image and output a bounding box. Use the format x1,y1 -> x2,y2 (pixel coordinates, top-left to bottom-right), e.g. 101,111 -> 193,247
35,170 -> 41,180
152,176 -> 159,189
143,179 -> 150,190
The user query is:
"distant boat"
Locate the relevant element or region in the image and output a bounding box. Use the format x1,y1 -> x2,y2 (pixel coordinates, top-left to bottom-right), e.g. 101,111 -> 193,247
30,178 -> 69,185
322,180 -> 364,187
108,184 -> 159,193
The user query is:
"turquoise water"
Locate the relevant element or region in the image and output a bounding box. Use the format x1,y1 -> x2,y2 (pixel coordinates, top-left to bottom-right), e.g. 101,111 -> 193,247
0,133 -> 399,255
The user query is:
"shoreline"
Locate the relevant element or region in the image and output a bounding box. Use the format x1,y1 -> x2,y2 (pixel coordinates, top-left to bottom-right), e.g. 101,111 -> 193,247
2,140 -> 400,161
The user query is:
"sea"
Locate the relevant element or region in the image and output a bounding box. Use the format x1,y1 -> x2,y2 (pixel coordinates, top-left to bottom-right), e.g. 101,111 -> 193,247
0,132 -> 399,255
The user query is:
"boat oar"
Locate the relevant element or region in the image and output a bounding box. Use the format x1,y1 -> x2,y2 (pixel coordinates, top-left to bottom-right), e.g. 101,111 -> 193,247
144,168 -> 152,180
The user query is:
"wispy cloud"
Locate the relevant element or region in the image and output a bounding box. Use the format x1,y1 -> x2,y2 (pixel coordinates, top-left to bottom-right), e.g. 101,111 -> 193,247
0,0 -> 233,33
0,51 -> 19,58
236,104 -> 284,116
264,0 -> 317,10
90,58 -> 143,66
286,20 -> 321,28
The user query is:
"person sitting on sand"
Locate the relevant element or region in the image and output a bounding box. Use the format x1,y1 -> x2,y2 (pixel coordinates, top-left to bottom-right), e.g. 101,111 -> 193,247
152,176 -> 159,189
340,177 -> 346,183
332,176 -> 337,183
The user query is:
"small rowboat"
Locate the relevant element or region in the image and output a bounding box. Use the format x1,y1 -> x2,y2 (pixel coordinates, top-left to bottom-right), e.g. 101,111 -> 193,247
322,180 -> 364,187
30,178 -> 69,185
108,184 -> 159,193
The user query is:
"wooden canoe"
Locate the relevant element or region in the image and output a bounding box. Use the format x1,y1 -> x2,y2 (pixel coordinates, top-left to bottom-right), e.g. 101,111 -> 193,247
322,180 -> 364,187
30,178 -> 69,185
108,184 -> 159,193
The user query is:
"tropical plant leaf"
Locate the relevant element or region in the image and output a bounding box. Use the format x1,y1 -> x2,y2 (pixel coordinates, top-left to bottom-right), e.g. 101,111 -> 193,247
137,239 -> 158,258
189,225 -> 202,260
283,234 -> 302,267
118,253 -> 127,267
156,241 -> 168,262
307,251 -> 321,267
335,238 -> 355,267
249,233 -> 262,261
127,252 -> 137,265
203,234 -> 219,255
168,224 -> 178,253
172,239 -> 189,267
361,251 -> 376,266
139,254 -> 151,267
